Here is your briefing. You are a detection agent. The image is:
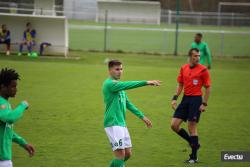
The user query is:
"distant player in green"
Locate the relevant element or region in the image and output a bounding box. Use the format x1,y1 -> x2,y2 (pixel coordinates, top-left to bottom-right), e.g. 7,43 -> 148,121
191,33 -> 212,69
103,60 -> 161,167
0,68 -> 35,167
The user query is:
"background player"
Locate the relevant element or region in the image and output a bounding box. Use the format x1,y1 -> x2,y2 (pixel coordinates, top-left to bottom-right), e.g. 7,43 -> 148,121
103,60 -> 161,167
0,24 -> 11,56
170,48 -> 211,163
0,68 -> 35,167
39,42 -> 52,56
191,33 -> 212,69
18,22 -> 36,57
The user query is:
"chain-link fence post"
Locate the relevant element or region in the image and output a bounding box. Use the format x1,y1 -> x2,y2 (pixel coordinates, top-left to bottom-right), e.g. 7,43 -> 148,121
220,31 -> 225,56
104,10 -> 108,52
174,0 -> 180,56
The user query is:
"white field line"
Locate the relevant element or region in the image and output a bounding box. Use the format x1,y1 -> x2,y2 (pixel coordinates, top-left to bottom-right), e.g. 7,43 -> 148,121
69,24 -> 250,35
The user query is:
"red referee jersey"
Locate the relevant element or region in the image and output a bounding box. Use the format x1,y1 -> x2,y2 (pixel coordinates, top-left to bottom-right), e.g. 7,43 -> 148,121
177,63 -> 211,96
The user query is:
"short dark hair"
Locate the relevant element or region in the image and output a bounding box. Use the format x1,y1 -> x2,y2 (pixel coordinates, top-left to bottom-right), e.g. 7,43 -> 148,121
108,60 -> 122,69
26,22 -> 31,27
0,68 -> 20,87
188,48 -> 199,56
196,33 -> 203,38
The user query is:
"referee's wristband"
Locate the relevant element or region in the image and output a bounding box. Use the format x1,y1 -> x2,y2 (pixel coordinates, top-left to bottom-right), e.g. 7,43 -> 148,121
202,102 -> 208,106
172,95 -> 178,101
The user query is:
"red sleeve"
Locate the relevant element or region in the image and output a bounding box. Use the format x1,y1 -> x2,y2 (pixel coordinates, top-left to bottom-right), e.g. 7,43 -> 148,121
177,67 -> 183,83
201,69 -> 211,88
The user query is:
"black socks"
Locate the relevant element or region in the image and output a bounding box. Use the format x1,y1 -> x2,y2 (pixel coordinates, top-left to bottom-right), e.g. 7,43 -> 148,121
190,136 -> 199,159
177,128 -> 191,144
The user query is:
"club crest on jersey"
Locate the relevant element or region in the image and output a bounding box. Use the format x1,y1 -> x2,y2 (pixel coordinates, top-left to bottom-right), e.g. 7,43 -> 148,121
193,79 -> 198,85
6,123 -> 13,128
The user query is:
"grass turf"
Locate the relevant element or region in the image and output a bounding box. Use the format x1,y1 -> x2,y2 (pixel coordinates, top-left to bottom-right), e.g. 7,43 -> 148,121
69,20 -> 250,56
0,52 -> 250,167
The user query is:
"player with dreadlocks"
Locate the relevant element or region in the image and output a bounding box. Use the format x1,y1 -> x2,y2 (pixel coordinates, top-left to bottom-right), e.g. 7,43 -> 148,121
0,68 -> 35,167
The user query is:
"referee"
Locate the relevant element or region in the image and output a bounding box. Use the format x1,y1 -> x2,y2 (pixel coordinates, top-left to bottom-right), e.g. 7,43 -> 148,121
170,48 -> 211,163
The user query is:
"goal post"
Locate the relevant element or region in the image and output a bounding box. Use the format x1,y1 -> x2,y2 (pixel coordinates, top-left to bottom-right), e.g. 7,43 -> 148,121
96,0 -> 161,25
217,2 -> 250,26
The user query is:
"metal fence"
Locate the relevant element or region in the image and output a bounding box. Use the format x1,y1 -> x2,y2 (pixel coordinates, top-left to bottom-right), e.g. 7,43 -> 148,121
69,23 -> 250,56
67,9 -> 250,57
161,10 -> 250,27
0,2 -> 250,56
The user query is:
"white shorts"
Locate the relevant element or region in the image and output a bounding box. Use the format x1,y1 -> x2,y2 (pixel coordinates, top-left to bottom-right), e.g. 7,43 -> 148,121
105,126 -> 132,151
0,160 -> 13,167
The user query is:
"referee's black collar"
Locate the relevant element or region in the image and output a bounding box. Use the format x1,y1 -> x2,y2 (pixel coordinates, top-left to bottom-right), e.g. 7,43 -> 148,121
189,64 -> 197,69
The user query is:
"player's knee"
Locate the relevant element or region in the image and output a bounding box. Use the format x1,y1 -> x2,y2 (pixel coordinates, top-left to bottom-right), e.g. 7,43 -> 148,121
114,149 -> 126,159
188,125 -> 197,135
170,123 -> 179,132
125,151 -> 132,159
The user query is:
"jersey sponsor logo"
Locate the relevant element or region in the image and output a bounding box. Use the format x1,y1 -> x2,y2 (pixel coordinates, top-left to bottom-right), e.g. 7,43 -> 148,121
1,104 -> 6,110
193,79 -> 198,85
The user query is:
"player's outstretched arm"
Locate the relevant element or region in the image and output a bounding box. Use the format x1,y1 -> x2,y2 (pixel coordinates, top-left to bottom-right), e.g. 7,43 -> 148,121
0,101 -> 28,124
12,132 -> 35,157
147,80 -> 161,86
109,80 -> 161,92
171,83 -> 183,110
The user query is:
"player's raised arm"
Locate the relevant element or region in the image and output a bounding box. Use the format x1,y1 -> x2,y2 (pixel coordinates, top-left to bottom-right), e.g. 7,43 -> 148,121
0,68 -> 34,163
0,101 -> 28,124
108,80 -> 160,92
106,60 -> 160,92
109,80 -> 147,92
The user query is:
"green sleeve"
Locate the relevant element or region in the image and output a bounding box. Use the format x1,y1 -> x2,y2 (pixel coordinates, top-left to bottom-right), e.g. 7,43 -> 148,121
191,42 -> 195,48
12,131 -> 27,147
0,102 -> 27,124
205,44 -> 212,66
126,94 -> 144,119
108,80 -> 147,92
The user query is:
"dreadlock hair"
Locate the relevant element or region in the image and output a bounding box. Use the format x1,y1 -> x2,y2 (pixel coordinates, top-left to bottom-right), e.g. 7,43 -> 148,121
0,68 -> 20,87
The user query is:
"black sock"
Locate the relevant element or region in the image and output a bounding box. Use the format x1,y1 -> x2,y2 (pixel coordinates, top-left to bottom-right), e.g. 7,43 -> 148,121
177,128 -> 191,144
190,136 -> 199,159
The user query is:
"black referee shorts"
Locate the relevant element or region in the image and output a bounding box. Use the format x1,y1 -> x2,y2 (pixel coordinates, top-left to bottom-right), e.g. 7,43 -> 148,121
173,95 -> 202,122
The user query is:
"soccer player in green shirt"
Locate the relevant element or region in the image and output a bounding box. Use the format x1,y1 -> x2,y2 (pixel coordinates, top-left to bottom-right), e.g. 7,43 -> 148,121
191,33 -> 212,69
103,60 -> 161,167
0,68 -> 35,167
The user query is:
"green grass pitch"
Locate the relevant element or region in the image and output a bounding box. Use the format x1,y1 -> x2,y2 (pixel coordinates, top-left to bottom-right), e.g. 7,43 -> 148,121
0,52 -> 250,167
69,20 -> 250,57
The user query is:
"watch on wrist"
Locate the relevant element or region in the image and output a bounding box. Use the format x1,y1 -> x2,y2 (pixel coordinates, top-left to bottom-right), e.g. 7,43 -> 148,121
172,95 -> 178,101
202,102 -> 208,106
